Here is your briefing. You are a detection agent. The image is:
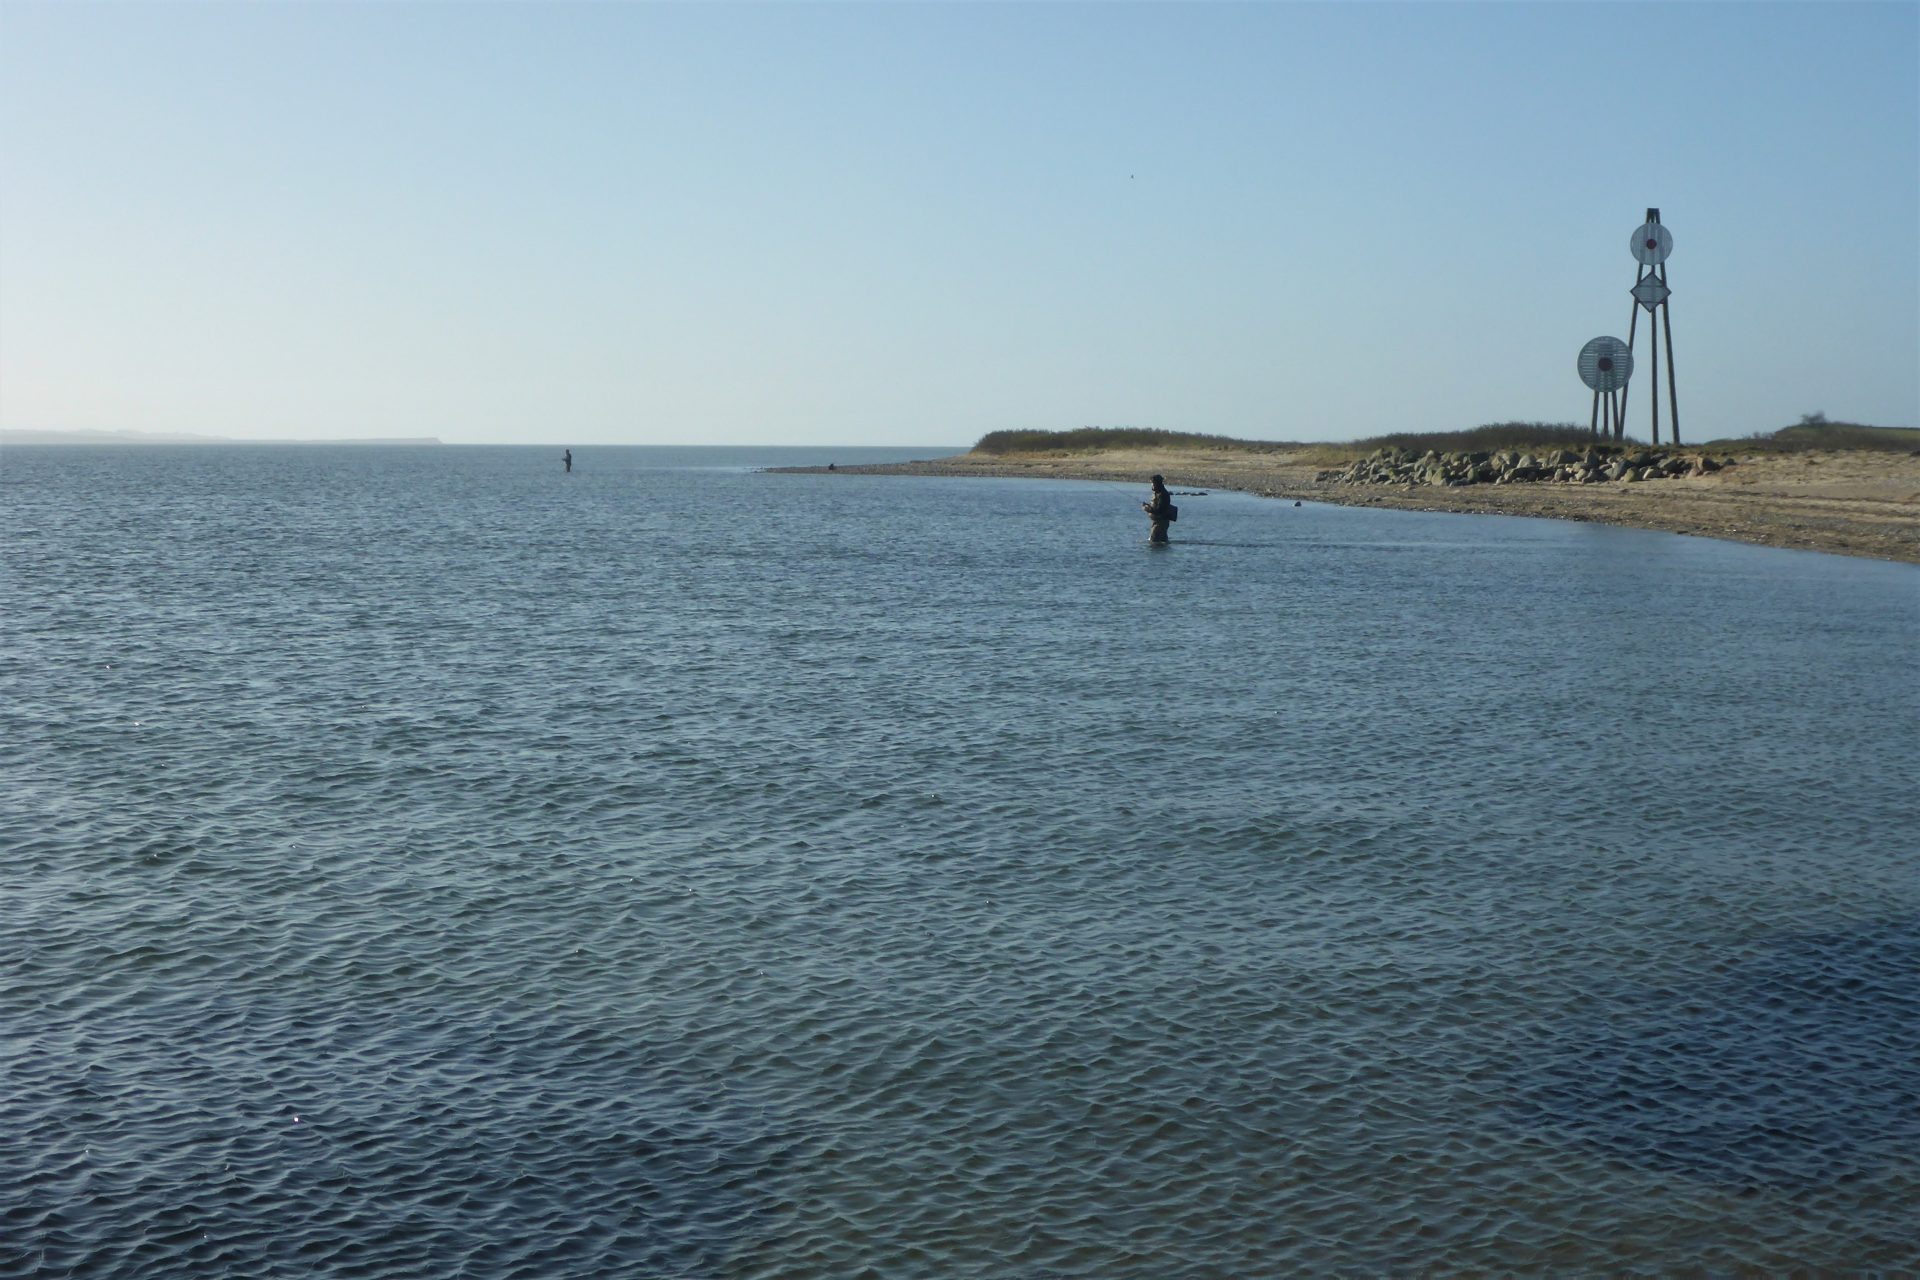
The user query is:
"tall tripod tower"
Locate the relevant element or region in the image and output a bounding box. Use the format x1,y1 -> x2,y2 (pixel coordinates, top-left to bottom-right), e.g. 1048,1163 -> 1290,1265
1622,208 -> 1679,444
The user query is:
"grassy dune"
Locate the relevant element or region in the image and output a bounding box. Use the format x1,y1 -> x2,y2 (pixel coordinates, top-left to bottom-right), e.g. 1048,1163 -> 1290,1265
972,421 -> 1918,458
974,427 -> 1302,455
1735,422 -> 1920,452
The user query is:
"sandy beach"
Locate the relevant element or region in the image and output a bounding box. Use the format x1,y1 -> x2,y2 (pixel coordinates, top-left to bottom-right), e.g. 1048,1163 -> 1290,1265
797,446 -> 1920,564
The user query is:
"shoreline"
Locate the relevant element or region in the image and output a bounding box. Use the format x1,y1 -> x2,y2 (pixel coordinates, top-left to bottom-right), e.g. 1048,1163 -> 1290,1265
778,447 -> 1920,564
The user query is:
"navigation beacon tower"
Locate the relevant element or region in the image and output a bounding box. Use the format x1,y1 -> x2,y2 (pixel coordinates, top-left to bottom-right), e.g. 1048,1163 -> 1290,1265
1622,208 -> 1679,444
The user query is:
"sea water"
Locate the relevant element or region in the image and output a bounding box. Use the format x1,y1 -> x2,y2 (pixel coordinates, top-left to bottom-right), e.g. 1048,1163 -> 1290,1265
3,444 -> 1917,1276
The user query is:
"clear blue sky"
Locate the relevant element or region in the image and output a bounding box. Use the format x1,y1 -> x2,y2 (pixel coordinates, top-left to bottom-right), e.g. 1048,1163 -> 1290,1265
2,2 -> 1914,446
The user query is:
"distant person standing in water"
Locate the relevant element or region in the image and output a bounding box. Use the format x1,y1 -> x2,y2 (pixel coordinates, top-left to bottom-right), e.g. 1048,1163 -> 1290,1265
563,449 -> 572,473
1142,474 -> 1173,543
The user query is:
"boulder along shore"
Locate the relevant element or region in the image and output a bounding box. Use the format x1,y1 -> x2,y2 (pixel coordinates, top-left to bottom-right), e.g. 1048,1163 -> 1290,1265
778,445 -> 1920,564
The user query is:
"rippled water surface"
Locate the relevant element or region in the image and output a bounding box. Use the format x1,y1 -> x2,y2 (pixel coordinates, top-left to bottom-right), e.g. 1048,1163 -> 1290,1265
4,444 -> 1918,1276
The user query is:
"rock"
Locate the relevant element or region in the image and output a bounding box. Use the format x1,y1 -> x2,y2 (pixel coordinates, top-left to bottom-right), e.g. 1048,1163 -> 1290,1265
1315,442 -> 1725,489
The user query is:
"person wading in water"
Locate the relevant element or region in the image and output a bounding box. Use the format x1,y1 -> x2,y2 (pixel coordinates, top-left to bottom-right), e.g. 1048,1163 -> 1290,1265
1142,474 -> 1175,544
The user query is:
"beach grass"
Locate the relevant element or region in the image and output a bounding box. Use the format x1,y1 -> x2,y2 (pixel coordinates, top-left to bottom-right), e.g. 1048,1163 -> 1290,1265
1714,422 -> 1920,453
1349,421 -> 1594,453
973,427 -> 1305,456
973,420 -> 1918,460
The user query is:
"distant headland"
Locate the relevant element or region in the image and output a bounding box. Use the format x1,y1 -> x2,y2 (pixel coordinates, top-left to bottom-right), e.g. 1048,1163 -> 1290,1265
0,428 -> 443,447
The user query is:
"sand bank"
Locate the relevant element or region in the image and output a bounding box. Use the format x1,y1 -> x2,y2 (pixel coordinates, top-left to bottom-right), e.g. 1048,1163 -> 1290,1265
787,447 -> 1920,564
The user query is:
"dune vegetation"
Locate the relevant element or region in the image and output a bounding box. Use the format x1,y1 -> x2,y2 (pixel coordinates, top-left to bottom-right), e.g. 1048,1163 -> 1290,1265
972,418 -> 1917,458
1729,418 -> 1920,453
972,427 -> 1302,455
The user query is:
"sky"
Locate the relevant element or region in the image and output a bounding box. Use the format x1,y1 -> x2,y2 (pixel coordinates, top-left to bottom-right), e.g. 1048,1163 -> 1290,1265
1,2 -> 1915,447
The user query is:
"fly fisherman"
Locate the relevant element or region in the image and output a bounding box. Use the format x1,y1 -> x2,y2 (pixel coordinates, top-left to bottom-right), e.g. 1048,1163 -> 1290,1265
1142,474 -> 1174,543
